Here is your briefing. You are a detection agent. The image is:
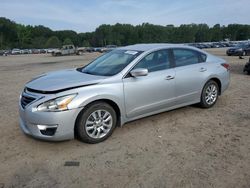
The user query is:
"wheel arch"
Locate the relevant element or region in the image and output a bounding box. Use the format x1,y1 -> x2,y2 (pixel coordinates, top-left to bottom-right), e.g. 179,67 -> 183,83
205,77 -> 222,95
74,98 -> 122,138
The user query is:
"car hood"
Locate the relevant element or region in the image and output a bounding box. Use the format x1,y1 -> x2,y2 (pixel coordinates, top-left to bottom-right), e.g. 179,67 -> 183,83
26,69 -> 106,93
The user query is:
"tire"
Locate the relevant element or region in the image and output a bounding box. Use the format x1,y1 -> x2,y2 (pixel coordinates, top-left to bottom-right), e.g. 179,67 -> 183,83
199,80 -> 219,108
75,102 -> 117,144
242,51 -> 246,56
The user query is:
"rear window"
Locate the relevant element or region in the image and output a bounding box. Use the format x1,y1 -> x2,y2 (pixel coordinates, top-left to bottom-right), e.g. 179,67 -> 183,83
173,49 -> 207,67
173,49 -> 199,67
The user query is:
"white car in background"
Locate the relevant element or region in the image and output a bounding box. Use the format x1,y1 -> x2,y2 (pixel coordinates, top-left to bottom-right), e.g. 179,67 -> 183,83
52,45 -> 76,56
11,48 -> 21,55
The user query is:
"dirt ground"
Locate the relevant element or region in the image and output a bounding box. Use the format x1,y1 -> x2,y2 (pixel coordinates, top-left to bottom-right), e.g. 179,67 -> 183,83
0,49 -> 249,188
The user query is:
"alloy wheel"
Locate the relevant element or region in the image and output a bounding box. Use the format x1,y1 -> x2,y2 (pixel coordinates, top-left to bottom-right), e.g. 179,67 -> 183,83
85,109 -> 113,139
205,84 -> 218,105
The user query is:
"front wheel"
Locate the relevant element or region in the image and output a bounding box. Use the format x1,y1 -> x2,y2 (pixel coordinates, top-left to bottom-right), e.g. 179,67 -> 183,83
199,80 -> 219,108
75,102 -> 117,144
242,51 -> 246,56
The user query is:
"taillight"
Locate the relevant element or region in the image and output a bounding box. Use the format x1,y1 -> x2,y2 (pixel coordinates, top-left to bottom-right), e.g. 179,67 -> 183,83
221,63 -> 230,71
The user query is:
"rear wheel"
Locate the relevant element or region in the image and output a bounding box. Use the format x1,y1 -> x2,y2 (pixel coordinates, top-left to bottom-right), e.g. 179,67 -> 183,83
75,102 -> 117,144
200,80 -> 219,108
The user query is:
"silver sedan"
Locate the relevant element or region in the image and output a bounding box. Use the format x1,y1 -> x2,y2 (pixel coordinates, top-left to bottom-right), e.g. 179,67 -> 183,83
19,44 -> 230,143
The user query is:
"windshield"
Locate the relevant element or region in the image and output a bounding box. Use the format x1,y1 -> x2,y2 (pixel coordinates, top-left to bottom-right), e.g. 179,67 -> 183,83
81,50 -> 142,76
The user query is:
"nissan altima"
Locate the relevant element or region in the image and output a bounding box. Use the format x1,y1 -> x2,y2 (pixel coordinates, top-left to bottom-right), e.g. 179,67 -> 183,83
19,44 -> 230,143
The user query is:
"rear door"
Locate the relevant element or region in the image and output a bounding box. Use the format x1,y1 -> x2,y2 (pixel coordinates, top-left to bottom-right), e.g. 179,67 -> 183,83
123,49 -> 176,119
172,48 -> 208,105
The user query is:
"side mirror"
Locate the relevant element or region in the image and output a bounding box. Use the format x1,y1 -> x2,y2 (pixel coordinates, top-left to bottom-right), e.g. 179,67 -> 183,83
130,68 -> 148,77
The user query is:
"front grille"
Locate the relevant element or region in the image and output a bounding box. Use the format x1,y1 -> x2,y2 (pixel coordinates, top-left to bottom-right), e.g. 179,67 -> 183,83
21,95 -> 36,108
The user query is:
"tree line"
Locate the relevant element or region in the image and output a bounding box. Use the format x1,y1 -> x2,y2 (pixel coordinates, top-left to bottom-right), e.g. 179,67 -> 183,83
0,17 -> 250,49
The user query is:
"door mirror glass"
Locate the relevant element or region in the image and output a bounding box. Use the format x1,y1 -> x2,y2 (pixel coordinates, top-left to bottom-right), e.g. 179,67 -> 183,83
130,68 -> 148,77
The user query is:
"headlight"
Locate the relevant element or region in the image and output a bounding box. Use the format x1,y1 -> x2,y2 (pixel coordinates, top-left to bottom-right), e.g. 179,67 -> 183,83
236,48 -> 243,51
37,94 -> 77,112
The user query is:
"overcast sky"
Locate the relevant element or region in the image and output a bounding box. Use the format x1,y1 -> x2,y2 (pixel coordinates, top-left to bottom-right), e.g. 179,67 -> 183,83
1,0 -> 249,32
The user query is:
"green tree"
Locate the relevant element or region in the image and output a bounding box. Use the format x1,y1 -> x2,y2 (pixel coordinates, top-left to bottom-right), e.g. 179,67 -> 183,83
45,36 -> 61,48
32,36 -> 47,48
1,17 -> 250,48
16,25 -> 32,48
0,17 -> 18,49
63,38 -> 73,45
210,24 -> 222,42
82,40 -> 90,47
195,24 -> 210,42
55,30 -> 78,45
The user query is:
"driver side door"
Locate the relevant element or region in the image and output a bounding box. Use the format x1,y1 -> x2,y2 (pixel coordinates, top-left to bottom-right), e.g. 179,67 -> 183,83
123,49 -> 176,119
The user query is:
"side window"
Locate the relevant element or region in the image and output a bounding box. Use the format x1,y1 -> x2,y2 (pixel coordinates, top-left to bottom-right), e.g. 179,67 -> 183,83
133,50 -> 170,72
173,49 -> 199,67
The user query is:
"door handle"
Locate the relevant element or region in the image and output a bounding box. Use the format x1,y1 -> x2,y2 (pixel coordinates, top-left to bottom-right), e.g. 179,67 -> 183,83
199,67 -> 207,72
165,75 -> 175,80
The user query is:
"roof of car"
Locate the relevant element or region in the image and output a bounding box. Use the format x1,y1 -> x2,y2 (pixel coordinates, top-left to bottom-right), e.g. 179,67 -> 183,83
119,43 -> 189,51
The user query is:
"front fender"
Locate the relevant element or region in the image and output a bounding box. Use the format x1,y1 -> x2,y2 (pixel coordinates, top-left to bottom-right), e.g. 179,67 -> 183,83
67,83 -> 126,124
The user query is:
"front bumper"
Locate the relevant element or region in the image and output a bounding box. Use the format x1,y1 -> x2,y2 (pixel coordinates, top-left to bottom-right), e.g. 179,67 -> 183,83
19,99 -> 83,141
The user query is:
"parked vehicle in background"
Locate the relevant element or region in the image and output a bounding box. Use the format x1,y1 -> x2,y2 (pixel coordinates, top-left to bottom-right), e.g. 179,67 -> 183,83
0,50 -> 4,56
243,58 -> 250,74
226,43 -> 250,56
94,47 -> 105,53
47,48 -> 57,53
52,45 -> 76,56
39,49 -> 47,54
21,49 -> 31,54
11,48 -> 21,55
3,50 -> 11,56
86,47 -> 94,53
76,47 -> 86,55
32,49 -> 40,54
19,44 -> 230,143
103,45 -> 117,52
